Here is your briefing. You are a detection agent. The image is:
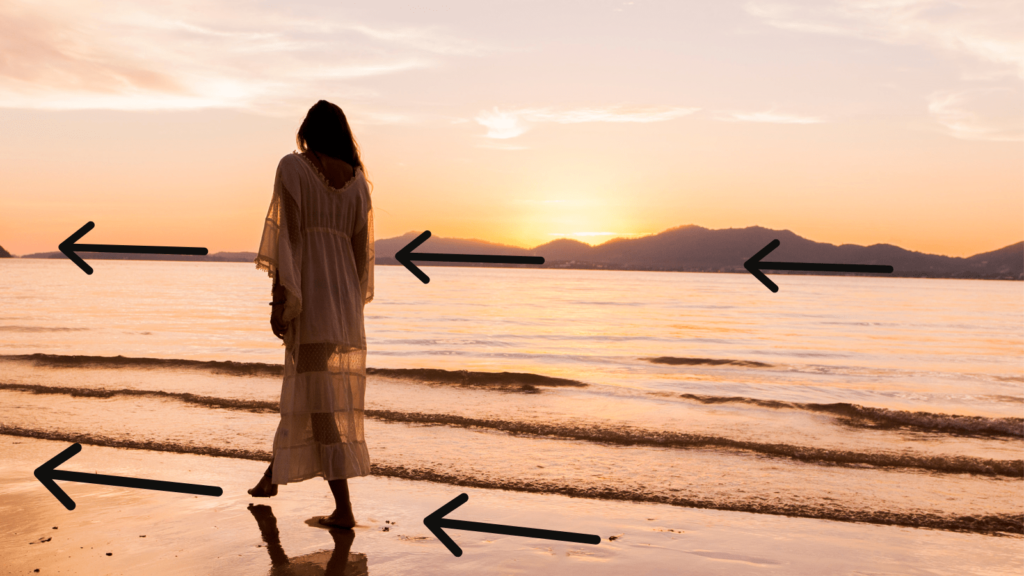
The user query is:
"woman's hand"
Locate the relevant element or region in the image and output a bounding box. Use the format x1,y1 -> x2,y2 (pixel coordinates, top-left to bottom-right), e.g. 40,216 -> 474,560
270,303 -> 287,340
270,278 -> 288,340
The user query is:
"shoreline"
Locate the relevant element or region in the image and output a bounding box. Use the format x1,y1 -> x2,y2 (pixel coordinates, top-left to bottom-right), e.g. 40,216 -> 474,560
3,436 -> 1021,575
3,429 -> 1020,537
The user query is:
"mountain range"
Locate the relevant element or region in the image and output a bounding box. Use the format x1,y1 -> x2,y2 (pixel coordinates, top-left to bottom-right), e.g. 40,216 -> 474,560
11,225 -> 1022,280
376,226 -> 1022,280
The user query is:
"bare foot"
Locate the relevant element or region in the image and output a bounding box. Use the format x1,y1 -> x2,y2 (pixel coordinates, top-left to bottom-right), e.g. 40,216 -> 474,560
248,475 -> 278,498
318,508 -> 356,529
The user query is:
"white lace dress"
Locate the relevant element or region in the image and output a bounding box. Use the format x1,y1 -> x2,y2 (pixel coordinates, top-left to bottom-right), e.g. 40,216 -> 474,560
255,152 -> 374,484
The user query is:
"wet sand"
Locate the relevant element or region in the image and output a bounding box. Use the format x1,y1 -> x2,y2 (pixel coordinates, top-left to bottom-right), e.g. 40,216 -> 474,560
1,436 -> 1020,575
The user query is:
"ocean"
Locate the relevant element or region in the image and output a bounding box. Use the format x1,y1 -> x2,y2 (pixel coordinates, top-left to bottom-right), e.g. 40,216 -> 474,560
1,258 -> 1021,535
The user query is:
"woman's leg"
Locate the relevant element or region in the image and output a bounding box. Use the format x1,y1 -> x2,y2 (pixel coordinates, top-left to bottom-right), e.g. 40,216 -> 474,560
252,343 -> 331,497
248,459 -> 277,497
323,478 -> 355,528
299,343 -> 357,528
312,414 -> 354,528
297,342 -> 333,374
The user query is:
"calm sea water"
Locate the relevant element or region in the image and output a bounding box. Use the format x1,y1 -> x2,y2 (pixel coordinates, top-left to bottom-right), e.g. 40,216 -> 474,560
1,259 -> 1021,534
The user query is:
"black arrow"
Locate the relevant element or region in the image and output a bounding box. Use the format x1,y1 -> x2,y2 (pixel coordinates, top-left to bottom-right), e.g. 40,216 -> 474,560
396,231 -> 545,283
423,493 -> 601,557
60,221 -> 208,274
745,239 -> 894,293
34,443 -> 223,510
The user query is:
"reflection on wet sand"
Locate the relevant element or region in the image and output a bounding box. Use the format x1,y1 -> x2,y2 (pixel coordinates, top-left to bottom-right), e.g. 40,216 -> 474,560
248,504 -> 368,576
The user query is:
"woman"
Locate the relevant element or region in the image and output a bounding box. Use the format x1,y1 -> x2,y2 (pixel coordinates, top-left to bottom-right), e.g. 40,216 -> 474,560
250,100 -> 374,530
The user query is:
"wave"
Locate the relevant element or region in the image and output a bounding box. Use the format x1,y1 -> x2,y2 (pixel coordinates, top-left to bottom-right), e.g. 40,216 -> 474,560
0,425 -> 273,462
3,383 -> 1019,478
0,354 -> 586,389
0,383 -> 279,413
678,393 -> 1024,439
367,409 -> 1022,478
647,356 -> 772,368
1,425 -> 1018,536
3,353 -> 283,376
365,367 -> 586,389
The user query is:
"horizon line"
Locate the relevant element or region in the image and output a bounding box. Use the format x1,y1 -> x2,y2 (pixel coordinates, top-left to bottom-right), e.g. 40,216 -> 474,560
8,223 -> 1020,260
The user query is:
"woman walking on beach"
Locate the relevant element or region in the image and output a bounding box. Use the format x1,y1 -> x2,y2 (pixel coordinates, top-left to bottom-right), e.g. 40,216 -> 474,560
249,100 -> 374,530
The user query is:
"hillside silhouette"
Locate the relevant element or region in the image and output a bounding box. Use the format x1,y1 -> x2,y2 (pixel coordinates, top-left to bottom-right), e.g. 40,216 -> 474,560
375,226 -> 1022,280
0,244 -> 11,258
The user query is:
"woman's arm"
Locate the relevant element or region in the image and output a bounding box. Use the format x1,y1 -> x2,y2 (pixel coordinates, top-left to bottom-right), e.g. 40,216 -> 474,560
352,224 -> 368,289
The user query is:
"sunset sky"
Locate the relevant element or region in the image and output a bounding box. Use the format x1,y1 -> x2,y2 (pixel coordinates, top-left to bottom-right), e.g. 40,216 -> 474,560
0,0 -> 1021,257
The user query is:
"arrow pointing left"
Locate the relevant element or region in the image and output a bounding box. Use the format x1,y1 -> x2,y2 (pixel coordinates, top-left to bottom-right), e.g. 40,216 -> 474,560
424,493 -> 601,557
744,239 -> 894,293
60,222 -> 209,274
396,231 -> 545,284
35,443 -> 223,510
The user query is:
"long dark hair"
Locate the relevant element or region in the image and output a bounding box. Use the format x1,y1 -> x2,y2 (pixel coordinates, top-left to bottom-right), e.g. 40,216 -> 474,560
296,100 -> 363,168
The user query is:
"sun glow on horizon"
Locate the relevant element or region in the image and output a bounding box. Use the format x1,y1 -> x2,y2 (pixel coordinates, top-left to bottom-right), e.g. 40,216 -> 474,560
545,232 -> 653,246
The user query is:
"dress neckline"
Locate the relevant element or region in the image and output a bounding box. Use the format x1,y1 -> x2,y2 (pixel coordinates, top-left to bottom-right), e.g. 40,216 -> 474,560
295,152 -> 361,192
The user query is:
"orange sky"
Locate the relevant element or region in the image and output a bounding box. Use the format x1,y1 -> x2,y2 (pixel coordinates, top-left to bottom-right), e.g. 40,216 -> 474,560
0,0 -> 1021,257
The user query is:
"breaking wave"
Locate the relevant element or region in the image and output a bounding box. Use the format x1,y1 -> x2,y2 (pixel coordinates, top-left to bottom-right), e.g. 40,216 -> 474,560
365,367 -> 586,389
677,393 -> 1024,438
0,383 -> 279,413
0,354 -> 586,389
367,409 -> 1023,478
3,353 -> 283,376
647,356 -> 772,368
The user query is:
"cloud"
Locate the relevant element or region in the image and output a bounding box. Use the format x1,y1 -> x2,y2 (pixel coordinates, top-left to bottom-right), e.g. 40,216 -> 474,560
714,110 -> 823,123
745,0 -> 1024,78
0,0 -> 481,114
745,1 -> 1022,140
474,106 -> 699,139
475,109 -> 529,139
927,88 -> 1023,141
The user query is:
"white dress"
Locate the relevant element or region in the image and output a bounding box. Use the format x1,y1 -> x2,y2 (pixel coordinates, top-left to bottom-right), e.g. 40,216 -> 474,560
255,152 -> 374,484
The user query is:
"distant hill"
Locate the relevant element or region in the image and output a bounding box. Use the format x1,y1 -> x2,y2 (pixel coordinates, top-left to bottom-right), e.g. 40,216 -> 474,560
376,226 -> 1023,280
0,245 -> 11,258
964,242 -> 1024,278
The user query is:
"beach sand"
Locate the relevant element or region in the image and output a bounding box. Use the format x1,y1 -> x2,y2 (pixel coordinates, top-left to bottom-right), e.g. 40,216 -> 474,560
2,436 -> 1019,575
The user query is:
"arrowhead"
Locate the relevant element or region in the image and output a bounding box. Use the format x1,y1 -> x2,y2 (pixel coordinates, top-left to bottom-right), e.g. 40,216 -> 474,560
59,222 -> 96,275
424,493 -> 469,557
395,231 -> 432,284
744,239 -> 781,293
34,443 -> 82,510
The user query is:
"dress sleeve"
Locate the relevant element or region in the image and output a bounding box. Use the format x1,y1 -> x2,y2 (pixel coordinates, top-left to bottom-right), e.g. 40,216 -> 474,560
354,180 -> 374,305
255,156 -> 304,328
